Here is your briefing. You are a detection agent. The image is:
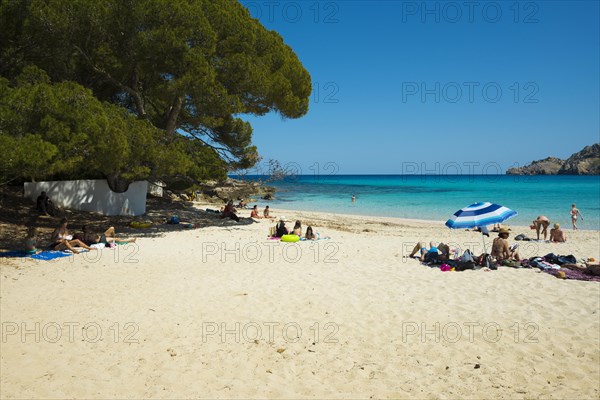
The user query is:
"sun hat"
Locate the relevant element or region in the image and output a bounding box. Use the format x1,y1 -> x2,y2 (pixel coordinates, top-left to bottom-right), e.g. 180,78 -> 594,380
498,228 -> 510,235
554,223 -> 560,229
279,216 -> 287,222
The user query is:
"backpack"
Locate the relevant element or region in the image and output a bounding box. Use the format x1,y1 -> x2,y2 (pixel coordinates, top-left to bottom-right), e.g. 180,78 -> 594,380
457,250 -> 476,271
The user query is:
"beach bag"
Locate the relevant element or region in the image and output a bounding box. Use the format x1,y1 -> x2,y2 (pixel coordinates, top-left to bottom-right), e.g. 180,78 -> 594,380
457,250 -> 475,271
557,255 -> 577,265
461,249 -> 474,263
544,253 -> 559,264
424,252 -> 439,264
484,254 -> 496,270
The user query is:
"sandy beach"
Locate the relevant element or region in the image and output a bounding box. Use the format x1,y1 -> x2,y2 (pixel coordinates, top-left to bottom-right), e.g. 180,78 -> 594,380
1,205 -> 599,399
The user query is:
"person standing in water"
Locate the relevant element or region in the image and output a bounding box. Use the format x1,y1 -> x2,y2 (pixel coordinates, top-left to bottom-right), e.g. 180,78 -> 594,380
351,195 -> 356,203
570,203 -> 583,230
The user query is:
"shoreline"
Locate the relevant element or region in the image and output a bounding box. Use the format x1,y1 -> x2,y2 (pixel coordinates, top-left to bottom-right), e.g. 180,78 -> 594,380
239,174 -> 600,231
194,202 -> 600,261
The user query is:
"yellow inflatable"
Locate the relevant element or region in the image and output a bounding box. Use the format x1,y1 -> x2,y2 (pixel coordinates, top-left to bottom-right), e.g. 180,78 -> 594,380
130,221 -> 152,229
281,234 -> 300,243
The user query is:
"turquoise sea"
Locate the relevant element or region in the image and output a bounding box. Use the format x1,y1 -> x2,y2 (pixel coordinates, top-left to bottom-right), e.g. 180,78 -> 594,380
234,175 -> 600,230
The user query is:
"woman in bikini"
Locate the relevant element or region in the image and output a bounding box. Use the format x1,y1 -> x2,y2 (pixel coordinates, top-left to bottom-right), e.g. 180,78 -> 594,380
491,228 -> 520,262
50,218 -> 95,254
570,203 -> 583,230
250,205 -> 262,219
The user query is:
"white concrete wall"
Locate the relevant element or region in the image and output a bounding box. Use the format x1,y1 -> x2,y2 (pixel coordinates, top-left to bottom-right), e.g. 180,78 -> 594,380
24,180 -> 148,216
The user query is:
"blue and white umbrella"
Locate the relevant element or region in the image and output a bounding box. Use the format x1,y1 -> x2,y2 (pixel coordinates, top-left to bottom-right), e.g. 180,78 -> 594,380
446,202 -> 517,254
445,202 -> 517,229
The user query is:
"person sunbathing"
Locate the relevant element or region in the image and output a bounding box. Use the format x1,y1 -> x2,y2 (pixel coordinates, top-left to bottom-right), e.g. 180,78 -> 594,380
549,223 -> 567,243
409,241 -> 449,262
24,227 -> 41,254
305,226 -> 317,240
491,228 -> 520,261
274,217 -> 289,237
250,205 -> 262,219
263,205 -> 275,219
49,218 -> 95,254
292,220 -> 302,236
221,200 -> 240,222
75,225 -> 137,246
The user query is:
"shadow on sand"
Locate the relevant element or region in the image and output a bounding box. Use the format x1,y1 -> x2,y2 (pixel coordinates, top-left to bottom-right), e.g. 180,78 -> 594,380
0,186 -> 259,252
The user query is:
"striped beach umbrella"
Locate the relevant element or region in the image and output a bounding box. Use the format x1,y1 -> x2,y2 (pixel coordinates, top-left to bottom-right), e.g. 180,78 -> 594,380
445,202 -> 517,229
446,202 -> 517,255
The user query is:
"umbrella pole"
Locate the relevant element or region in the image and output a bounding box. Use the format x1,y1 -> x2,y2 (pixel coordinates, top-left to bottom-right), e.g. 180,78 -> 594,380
481,231 -> 487,254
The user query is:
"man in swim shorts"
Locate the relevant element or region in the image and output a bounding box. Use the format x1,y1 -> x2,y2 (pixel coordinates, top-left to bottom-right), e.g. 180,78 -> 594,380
531,216 -> 550,241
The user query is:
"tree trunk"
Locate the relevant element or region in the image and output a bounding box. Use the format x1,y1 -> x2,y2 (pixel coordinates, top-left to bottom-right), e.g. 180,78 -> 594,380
165,95 -> 184,135
105,173 -> 131,193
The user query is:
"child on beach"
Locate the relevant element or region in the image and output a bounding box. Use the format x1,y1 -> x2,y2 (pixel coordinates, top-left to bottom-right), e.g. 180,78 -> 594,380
24,227 -> 40,254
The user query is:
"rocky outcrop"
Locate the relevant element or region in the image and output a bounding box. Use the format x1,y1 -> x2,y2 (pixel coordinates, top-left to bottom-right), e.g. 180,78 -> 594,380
558,144 -> 600,175
506,157 -> 564,175
196,178 -> 275,203
507,144 -> 600,175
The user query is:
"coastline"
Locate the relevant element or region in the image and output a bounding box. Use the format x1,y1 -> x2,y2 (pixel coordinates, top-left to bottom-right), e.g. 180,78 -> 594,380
245,175 -> 600,231
1,202 -> 599,398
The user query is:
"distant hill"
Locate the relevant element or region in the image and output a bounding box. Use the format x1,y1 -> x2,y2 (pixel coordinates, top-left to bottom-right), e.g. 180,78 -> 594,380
506,144 -> 600,175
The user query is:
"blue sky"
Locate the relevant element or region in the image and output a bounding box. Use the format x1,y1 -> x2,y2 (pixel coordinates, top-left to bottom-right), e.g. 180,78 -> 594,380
240,0 -> 600,175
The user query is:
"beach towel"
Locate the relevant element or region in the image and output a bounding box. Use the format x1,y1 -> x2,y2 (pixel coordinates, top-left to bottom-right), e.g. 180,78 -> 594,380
545,268 -> 600,282
0,250 -> 73,260
0,250 -> 31,258
31,251 -> 73,260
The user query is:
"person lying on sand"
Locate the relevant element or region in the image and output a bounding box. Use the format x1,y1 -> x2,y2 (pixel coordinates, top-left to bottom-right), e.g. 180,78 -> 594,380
49,218 -> 96,254
75,225 -> 137,246
491,228 -> 520,262
549,223 -> 567,243
409,241 -> 450,262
